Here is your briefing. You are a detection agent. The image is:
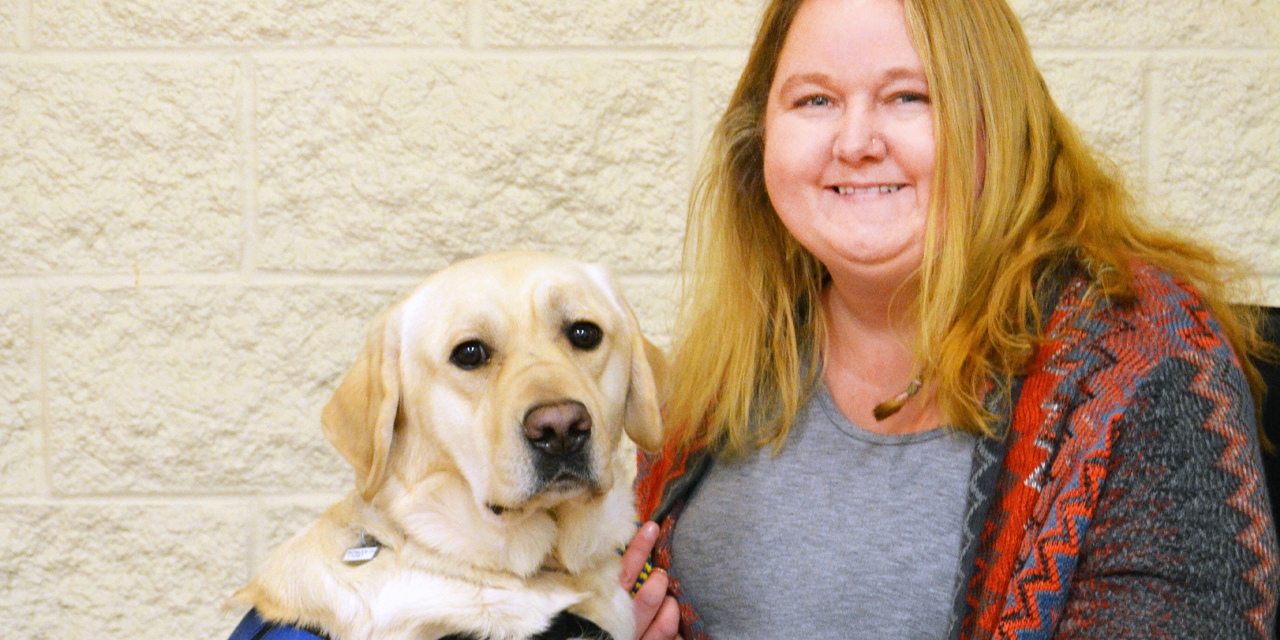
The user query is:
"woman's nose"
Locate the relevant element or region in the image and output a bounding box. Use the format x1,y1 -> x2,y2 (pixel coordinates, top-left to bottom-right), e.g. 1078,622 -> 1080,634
831,109 -> 885,163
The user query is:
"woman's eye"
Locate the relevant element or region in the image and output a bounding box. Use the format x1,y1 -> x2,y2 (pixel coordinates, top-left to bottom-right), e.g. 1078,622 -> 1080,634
449,340 -> 491,369
894,92 -> 929,104
565,321 -> 603,351
798,95 -> 832,108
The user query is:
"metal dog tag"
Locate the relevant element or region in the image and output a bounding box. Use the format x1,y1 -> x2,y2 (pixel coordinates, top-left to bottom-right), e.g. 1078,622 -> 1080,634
343,546 -> 379,563
343,530 -> 381,564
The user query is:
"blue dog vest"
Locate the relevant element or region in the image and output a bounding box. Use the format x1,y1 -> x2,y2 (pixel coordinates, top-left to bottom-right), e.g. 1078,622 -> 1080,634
227,607 -> 614,640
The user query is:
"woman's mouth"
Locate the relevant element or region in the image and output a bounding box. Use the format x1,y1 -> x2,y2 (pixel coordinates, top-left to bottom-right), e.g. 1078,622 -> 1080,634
832,184 -> 906,195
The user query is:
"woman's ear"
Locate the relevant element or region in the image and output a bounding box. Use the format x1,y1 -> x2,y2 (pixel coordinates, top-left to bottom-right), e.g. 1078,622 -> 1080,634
321,306 -> 402,501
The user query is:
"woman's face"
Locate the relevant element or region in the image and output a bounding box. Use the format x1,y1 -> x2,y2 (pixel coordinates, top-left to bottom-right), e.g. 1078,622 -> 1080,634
763,0 -> 935,289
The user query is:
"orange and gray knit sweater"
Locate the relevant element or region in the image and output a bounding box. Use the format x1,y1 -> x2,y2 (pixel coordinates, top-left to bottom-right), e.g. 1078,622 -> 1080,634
636,264 -> 1279,639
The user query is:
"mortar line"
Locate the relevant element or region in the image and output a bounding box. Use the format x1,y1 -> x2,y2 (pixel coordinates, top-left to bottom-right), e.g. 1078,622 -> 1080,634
0,492 -> 350,506
1257,274 -> 1280,307
0,44 -> 751,63
1143,60 -> 1161,209
687,57 -> 702,200
0,272 -> 430,289
1034,46 -> 1279,58
0,271 -> 682,289
34,287 -> 51,498
618,271 -> 680,283
0,43 -> 1271,61
240,53 -> 259,275
15,42 -> 1270,57
246,496 -> 263,582
1139,57 -> 1153,197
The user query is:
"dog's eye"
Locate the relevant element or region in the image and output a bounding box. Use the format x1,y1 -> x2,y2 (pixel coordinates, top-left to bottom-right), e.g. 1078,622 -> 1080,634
565,321 -> 603,351
449,340 -> 491,369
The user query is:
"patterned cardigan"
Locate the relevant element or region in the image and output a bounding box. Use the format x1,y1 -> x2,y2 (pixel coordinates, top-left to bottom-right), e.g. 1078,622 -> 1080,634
636,265 -> 1279,640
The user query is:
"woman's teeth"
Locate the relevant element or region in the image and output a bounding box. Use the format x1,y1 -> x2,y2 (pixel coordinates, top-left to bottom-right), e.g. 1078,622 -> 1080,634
833,184 -> 904,195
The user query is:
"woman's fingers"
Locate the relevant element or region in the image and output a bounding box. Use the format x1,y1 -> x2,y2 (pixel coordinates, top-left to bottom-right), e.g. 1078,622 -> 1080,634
640,591 -> 681,640
633,570 -> 679,640
651,596 -> 681,640
620,521 -> 660,589
621,522 -> 679,640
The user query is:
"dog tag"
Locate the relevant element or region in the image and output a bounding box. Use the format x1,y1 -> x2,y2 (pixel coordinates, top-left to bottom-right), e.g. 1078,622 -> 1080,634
344,531 -> 381,564
343,546 -> 379,563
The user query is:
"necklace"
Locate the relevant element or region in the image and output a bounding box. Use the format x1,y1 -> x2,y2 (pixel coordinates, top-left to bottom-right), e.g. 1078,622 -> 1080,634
872,376 -> 923,421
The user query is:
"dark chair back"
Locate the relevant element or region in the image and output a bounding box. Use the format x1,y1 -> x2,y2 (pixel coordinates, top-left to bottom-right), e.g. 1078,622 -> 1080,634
1251,307 -> 1280,630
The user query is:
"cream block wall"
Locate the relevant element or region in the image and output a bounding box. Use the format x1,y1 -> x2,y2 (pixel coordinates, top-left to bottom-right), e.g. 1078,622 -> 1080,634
0,0 -> 1276,637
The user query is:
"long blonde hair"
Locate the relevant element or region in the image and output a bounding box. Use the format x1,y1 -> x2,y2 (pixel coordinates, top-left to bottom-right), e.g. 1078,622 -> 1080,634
665,0 -> 1270,455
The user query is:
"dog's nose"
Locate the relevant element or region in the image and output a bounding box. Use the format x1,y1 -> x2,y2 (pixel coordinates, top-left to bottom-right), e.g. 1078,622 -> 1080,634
522,401 -> 591,456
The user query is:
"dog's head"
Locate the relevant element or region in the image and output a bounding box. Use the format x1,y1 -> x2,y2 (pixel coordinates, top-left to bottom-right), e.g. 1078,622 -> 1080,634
320,251 -> 665,516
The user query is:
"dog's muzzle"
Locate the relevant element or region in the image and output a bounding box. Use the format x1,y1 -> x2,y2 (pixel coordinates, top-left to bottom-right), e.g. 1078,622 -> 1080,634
522,400 -> 594,491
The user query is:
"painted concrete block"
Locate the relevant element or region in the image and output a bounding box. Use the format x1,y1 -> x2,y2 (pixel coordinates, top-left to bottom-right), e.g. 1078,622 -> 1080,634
0,503 -> 246,639
618,272 -> 679,348
1037,55 -> 1146,184
1153,56 -> 1280,293
484,0 -> 763,46
697,56 -> 749,144
0,1 -> 16,49
0,292 -> 40,495
1020,0 -> 1280,47
1260,276 -> 1280,306
259,499 -> 339,559
0,60 -> 242,275
44,285 -> 406,495
255,56 -> 690,275
35,0 -> 465,47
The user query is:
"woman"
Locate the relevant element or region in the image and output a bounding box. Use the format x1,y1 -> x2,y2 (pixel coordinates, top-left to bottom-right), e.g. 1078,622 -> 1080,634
620,0 -> 1278,638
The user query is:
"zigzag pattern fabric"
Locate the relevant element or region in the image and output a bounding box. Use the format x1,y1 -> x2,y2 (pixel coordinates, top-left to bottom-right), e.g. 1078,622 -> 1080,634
637,264 -> 1278,639
960,267 -> 1277,639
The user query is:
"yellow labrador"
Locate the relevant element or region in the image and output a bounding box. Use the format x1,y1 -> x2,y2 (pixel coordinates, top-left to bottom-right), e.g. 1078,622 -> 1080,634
234,251 -> 665,640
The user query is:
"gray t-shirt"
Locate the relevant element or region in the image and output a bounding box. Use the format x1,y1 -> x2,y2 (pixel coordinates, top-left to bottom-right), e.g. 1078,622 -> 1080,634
670,382 -> 976,639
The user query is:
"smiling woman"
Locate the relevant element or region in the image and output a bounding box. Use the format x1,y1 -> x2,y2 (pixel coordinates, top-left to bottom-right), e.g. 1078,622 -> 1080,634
764,0 -> 935,296
762,0 -> 939,435
619,0 -> 1280,637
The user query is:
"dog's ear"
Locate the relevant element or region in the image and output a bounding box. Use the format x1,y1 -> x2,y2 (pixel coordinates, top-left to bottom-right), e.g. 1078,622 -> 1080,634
623,327 -> 667,453
584,263 -> 666,452
322,307 -> 401,501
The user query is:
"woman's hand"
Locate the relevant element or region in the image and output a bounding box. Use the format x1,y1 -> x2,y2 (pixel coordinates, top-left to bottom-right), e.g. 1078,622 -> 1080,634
620,522 -> 682,640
